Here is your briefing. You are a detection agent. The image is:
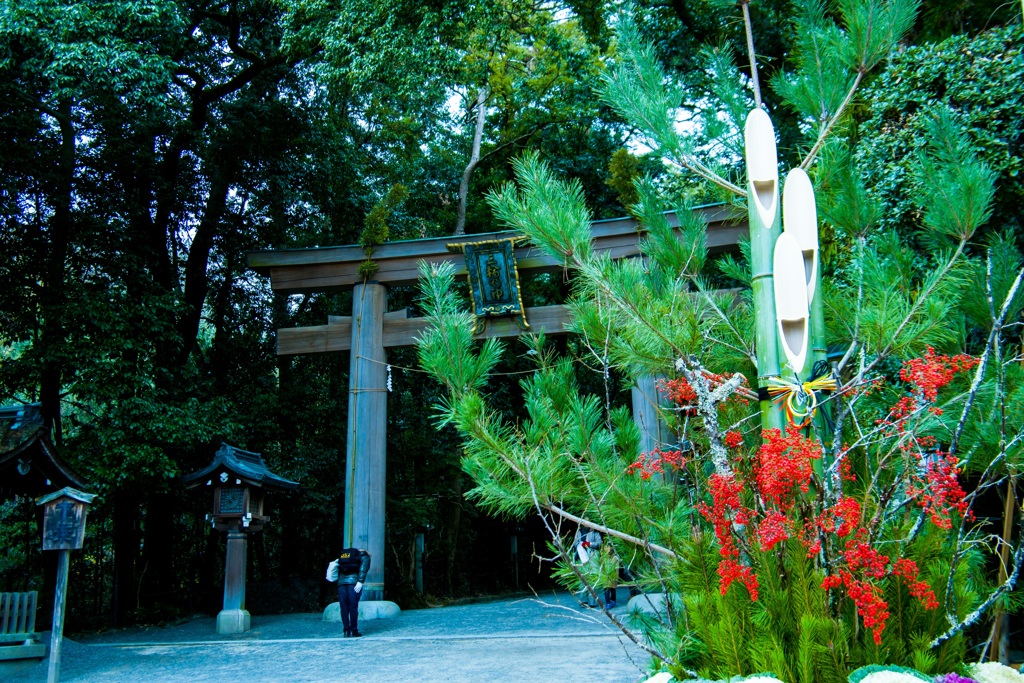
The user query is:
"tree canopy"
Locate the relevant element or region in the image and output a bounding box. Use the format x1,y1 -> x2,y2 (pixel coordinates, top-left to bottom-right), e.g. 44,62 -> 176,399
1,0 -> 1020,642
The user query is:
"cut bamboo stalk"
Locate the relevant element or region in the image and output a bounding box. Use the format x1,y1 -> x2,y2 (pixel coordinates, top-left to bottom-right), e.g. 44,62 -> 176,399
745,109 -> 784,431
747,110 -> 779,232
783,168 -> 826,370
783,168 -> 828,446
782,169 -> 818,303
773,232 -> 810,376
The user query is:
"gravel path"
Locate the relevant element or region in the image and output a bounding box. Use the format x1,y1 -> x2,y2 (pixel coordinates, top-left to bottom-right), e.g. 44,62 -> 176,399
2,593 -> 650,683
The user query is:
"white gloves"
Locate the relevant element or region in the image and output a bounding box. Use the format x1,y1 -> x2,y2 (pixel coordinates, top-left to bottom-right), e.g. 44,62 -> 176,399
354,582 -> 363,594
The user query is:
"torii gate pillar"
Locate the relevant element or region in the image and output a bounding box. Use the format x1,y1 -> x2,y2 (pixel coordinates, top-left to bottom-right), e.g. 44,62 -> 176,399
344,282 -> 387,600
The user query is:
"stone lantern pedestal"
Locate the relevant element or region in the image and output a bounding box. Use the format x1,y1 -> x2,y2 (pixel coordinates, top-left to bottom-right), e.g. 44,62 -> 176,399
182,444 -> 298,635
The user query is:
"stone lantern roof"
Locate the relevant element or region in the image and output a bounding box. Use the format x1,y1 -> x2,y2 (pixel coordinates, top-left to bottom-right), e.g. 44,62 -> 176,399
181,443 -> 298,491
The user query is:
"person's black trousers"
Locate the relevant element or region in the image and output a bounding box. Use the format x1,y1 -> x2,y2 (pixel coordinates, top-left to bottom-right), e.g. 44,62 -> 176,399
338,584 -> 361,633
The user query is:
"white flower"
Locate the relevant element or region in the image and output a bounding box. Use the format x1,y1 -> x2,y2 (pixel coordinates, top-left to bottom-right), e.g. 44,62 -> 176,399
967,662 -> 1024,683
856,674 -> 930,683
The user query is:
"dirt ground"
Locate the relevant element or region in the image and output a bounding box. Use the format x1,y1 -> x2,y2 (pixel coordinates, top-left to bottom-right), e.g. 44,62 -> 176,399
2,592 -> 650,683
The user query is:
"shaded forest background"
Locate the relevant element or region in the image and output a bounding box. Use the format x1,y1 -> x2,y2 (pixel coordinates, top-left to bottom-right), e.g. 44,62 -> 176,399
1,0 -> 1020,632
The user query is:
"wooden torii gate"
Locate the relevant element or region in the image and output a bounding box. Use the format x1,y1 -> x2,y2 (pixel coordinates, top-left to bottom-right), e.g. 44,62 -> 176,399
247,206 -> 743,600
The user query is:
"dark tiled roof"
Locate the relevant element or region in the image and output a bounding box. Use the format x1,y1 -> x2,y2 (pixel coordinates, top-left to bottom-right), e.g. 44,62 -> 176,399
0,404 -> 88,497
0,403 -> 45,456
181,443 -> 299,491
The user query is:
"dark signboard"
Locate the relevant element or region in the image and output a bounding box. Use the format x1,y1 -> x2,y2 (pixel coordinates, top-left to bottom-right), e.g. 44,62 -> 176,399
448,237 -> 529,332
42,497 -> 88,551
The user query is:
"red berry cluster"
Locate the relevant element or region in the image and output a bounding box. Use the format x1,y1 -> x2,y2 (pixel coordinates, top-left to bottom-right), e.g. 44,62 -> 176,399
755,425 -> 821,510
718,558 -> 759,601
724,430 -> 744,449
878,348 -> 978,436
656,373 -> 753,414
657,377 -> 696,407
756,511 -> 790,551
821,532 -> 939,644
816,496 -> 861,539
900,347 -> 978,402
625,449 -> 689,481
821,570 -> 890,644
697,474 -> 758,598
892,558 -> 939,609
696,428 -> 823,598
906,452 -> 973,529
838,452 -> 857,482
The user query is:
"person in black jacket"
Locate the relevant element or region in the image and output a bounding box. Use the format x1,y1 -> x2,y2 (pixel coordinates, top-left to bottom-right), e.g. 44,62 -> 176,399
336,548 -> 371,637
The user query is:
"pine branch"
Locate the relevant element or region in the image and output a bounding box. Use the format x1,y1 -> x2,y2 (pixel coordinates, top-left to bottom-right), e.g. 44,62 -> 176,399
545,504 -> 677,559
930,532 -> 1024,648
602,11 -> 746,197
861,239 -> 968,376
523,471 -> 681,670
837,236 -> 866,373
949,263 -> 1024,460
800,71 -> 862,170
693,281 -> 757,366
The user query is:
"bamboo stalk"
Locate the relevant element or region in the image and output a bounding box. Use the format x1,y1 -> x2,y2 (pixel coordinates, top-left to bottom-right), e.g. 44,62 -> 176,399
745,109 -> 784,431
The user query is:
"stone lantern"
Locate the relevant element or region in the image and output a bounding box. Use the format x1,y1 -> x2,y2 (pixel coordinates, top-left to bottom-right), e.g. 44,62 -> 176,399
182,444 -> 298,634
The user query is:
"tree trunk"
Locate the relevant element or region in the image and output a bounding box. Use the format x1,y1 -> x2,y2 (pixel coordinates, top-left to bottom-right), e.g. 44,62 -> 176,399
444,467 -> 463,593
110,490 -> 141,627
176,157 -> 236,366
138,491 -> 180,612
39,98 -> 76,444
454,87 -> 488,236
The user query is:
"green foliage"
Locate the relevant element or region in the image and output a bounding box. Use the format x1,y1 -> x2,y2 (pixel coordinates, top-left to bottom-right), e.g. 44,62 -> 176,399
361,183 -> 410,253
606,148 -> 641,209
856,25 -> 1024,247
836,0 -> 920,73
2,0 -> 633,626
358,183 -> 408,279
912,107 -> 997,244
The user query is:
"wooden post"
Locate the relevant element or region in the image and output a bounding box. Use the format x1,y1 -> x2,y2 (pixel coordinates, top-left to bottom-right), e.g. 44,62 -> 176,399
344,282 -> 388,601
510,534 -> 519,590
745,109 -> 785,432
414,533 -> 424,594
632,375 -> 669,456
990,475 -> 1017,662
46,550 -> 69,683
38,487 -> 96,683
216,524 -> 250,634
